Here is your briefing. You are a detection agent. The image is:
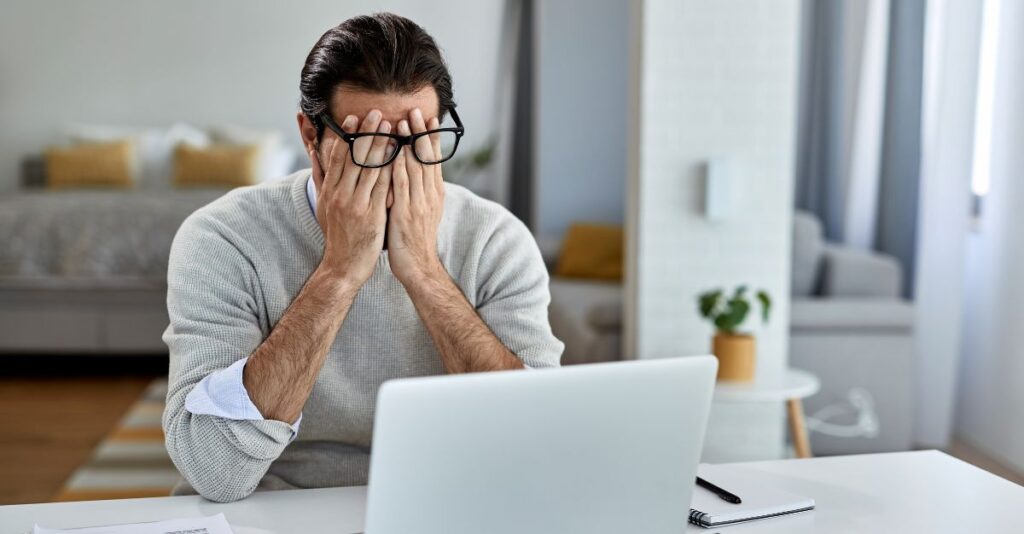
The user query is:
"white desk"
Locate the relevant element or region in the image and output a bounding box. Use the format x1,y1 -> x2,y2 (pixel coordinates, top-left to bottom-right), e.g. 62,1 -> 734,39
2,451 -> 1021,533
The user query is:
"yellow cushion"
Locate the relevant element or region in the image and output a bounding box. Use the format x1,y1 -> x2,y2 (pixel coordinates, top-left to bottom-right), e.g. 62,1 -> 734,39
554,223 -> 624,281
172,144 -> 261,188
45,140 -> 135,189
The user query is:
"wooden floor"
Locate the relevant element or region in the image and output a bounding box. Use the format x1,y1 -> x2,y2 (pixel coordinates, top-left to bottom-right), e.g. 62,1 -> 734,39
0,368 -> 1021,505
0,356 -> 162,505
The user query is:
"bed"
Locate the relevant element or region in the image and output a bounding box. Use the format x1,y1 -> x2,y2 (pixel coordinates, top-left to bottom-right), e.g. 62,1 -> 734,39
0,188 -> 227,353
2,123 -> 300,354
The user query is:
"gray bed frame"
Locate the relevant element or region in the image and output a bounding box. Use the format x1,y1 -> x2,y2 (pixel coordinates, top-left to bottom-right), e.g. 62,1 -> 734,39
0,283 -> 169,354
2,159 -> 169,354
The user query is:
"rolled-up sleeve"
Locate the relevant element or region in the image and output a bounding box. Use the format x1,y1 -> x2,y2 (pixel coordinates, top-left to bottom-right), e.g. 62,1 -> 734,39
185,356 -> 302,437
162,213 -> 296,503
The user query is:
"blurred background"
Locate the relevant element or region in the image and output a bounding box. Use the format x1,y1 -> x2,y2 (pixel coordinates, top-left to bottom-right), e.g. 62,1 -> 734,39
2,0 -> 1022,504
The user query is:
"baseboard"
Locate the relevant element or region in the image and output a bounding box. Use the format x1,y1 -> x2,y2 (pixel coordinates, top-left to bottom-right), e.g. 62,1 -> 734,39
0,353 -> 168,377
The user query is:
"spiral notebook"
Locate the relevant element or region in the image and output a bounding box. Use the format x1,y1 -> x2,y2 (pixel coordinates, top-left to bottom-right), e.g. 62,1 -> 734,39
689,464 -> 815,528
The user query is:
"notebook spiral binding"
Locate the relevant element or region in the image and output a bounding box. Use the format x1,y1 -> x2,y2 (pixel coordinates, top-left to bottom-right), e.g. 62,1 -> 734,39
688,508 -> 712,527
688,505 -> 816,528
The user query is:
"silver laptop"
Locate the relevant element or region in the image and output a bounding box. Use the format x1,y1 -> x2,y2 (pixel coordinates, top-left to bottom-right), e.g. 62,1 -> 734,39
364,356 -> 718,534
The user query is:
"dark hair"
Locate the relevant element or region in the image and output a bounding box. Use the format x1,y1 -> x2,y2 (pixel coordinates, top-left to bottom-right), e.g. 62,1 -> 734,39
300,12 -> 455,139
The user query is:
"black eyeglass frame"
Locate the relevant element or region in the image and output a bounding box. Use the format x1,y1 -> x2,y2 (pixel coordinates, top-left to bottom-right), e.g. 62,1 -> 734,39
318,107 -> 465,169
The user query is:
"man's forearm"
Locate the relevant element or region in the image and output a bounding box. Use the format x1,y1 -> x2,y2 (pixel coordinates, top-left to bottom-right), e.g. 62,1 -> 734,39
402,262 -> 525,374
242,265 -> 360,423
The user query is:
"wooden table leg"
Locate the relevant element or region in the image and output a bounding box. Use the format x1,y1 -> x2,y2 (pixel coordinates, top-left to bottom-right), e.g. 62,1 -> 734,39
787,398 -> 812,459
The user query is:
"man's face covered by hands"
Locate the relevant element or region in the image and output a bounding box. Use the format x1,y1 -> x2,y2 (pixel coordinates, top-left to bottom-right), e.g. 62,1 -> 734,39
311,84 -> 443,209
299,83 -> 449,285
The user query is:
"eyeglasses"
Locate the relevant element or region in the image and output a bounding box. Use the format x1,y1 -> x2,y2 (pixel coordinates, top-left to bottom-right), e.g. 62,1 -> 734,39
319,107 -> 465,169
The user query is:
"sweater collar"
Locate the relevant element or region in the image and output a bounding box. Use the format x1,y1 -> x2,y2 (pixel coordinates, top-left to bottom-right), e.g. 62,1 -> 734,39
305,175 -> 318,221
291,170 -> 324,248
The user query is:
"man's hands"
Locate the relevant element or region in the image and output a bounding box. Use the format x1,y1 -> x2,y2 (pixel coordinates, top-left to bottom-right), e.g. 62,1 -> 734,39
290,106 -> 524,382
310,106 -> 445,289
245,110 -> 401,423
244,107 -> 517,424
388,108 -> 446,285
311,110 -> 393,291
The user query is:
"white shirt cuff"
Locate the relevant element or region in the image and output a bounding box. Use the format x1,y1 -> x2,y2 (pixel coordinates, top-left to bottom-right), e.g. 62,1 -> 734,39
184,357 -> 301,440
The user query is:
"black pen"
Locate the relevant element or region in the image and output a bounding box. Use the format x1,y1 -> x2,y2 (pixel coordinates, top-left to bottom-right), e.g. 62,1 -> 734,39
696,476 -> 742,504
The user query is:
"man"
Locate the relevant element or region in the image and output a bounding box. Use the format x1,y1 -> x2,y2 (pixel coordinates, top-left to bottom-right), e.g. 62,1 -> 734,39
162,12 -> 563,503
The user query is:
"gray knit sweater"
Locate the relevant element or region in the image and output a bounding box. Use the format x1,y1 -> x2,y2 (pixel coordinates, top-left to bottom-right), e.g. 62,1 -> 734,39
162,170 -> 563,502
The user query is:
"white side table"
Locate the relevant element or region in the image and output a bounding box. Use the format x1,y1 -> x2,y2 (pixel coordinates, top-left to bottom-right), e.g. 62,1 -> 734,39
713,368 -> 820,458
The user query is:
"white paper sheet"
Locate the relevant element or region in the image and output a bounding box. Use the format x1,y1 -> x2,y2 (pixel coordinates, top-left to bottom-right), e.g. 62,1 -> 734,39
33,513 -> 234,534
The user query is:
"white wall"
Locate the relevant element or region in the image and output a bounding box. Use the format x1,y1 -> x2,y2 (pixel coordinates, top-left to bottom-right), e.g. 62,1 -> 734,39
0,0 -> 505,191
626,0 -> 800,459
957,0 -> 1024,472
627,0 -> 798,367
534,0 -> 629,238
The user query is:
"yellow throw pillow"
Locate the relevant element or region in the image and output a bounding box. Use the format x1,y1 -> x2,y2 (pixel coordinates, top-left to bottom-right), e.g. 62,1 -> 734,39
554,223 -> 624,281
45,140 -> 135,189
173,144 -> 261,188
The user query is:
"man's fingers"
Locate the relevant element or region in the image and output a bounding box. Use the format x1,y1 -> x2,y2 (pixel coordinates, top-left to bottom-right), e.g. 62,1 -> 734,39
322,136 -> 340,190
426,116 -> 445,198
370,157 -> 392,212
391,146 -> 410,209
365,120 -> 393,167
410,108 -> 434,164
340,110 -> 382,195
352,110 -> 383,164
409,107 -> 427,133
427,116 -> 442,161
323,116 -> 356,191
407,138 -> 426,204
355,120 -> 393,204
396,118 -> 411,137
410,112 -> 440,205
397,119 -> 425,203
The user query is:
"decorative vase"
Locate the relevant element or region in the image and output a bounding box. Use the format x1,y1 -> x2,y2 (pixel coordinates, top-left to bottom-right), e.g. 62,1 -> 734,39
712,333 -> 756,382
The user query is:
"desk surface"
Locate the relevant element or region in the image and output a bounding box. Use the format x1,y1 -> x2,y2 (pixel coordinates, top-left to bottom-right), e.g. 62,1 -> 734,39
2,450 -> 1021,533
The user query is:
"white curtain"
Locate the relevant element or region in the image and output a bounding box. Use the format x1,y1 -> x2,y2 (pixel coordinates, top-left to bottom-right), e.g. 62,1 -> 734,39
955,0 -> 1024,468
842,0 -> 890,249
796,0 -> 890,248
797,0 -> 926,296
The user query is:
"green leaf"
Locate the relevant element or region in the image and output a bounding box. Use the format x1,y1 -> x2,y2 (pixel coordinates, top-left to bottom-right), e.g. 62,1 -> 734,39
731,298 -> 750,327
698,290 -> 721,318
713,314 -> 735,333
733,285 -> 747,299
715,297 -> 749,333
756,290 -> 772,322
472,143 -> 494,167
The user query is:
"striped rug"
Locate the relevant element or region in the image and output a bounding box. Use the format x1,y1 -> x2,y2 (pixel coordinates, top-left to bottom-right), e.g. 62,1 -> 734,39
55,379 -> 179,501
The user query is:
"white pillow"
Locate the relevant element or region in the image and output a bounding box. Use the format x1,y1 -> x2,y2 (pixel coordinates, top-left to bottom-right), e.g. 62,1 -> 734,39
264,145 -> 298,182
210,125 -> 292,182
62,123 -> 210,189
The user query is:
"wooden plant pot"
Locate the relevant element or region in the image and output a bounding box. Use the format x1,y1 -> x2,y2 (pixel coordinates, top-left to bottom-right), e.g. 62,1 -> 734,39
712,333 -> 756,382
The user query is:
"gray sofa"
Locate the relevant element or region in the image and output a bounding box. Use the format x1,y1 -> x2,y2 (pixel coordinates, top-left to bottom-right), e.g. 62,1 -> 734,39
545,211 -> 915,454
787,212 -> 915,454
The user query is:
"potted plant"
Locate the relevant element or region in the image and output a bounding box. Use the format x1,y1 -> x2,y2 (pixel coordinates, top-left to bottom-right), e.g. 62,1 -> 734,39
697,285 -> 772,382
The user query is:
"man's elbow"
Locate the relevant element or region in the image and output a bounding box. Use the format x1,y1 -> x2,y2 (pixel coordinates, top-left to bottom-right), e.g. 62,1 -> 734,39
191,477 -> 256,503
163,412 -> 259,503
165,446 -> 256,503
